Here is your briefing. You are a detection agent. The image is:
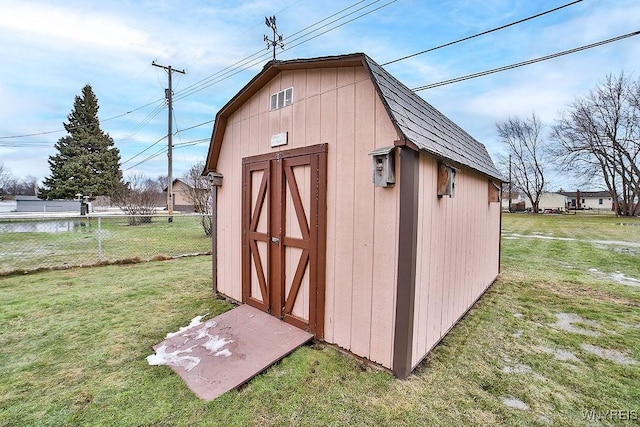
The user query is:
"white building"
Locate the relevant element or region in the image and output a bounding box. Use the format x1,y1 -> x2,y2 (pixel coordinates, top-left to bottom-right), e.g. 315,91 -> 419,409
524,192 -> 567,212
560,191 -> 614,211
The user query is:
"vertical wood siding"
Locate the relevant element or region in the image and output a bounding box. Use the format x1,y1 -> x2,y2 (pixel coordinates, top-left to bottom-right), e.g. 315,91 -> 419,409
214,65 -> 401,369
411,153 -> 501,368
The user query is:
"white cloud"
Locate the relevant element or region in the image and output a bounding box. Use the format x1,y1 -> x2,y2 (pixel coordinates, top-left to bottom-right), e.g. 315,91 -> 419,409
0,2 -> 152,53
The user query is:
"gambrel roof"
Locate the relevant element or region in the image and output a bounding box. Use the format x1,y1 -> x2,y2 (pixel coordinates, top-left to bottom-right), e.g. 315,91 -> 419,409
205,53 -> 503,181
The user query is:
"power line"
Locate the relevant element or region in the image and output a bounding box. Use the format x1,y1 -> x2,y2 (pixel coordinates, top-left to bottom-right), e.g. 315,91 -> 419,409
125,1 -> 396,170
120,135 -> 167,165
123,145 -> 167,172
117,101 -> 167,144
411,30 -> 640,91
172,0 -> 375,101
172,0 -> 392,102
0,0 -> 390,144
122,137 -> 209,172
382,0 -> 583,66
174,138 -> 209,148
0,98 -> 164,140
174,119 -> 215,134
281,0 -> 397,54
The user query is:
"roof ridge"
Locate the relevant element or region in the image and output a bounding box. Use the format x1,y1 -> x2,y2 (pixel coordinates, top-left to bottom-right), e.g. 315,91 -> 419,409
361,55 -> 503,181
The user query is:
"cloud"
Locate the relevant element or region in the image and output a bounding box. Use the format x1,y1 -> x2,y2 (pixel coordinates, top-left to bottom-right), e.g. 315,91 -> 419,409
0,2 -> 152,54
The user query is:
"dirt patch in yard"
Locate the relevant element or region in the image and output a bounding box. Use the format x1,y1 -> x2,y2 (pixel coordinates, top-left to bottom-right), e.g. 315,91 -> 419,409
536,282 -> 640,307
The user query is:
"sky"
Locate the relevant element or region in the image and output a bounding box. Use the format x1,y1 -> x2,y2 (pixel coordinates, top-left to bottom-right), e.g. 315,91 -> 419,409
1,0 -> 640,191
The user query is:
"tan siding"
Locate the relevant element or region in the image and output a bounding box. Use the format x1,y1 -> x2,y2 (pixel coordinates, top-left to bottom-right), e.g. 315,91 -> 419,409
368,91 -> 400,368
216,123 -> 242,301
350,74 -> 376,360
214,64 -> 401,369
411,154 -> 501,368
320,68 -> 339,343
332,67 -> 356,349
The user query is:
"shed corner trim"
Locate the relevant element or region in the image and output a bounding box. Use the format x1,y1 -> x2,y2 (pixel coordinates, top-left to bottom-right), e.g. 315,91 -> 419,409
392,146 -> 419,379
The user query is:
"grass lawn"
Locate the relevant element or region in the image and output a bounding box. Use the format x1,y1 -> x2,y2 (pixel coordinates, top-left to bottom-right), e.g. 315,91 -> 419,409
1,213 -> 639,426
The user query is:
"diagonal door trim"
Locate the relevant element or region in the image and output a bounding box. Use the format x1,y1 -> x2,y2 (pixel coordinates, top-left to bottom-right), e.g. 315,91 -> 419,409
241,144 -> 327,338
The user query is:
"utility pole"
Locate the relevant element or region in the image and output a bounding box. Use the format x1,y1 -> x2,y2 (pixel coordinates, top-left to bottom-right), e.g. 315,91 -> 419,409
264,16 -> 284,60
508,154 -> 513,213
152,61 -> 185,222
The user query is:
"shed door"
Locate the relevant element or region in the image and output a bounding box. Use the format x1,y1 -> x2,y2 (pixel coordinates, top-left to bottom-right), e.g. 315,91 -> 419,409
242,144 -> 327,338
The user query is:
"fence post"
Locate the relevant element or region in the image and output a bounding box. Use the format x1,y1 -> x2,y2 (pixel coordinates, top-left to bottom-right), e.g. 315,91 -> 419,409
98,217 -> 103,261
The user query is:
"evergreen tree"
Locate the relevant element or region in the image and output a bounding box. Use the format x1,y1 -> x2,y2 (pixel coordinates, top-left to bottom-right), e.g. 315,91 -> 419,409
39,85 -> 124,200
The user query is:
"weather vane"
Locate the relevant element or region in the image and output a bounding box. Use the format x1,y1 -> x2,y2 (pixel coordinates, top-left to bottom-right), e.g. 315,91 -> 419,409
264,15 -> 284,60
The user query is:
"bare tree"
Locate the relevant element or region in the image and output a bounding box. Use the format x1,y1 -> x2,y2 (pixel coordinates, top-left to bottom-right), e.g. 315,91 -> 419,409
0,163 -> 15,200
182,162 -> 212,236
15,176 -> 39,196
114,174 -> 163,225
497,113 -> 548,213
553,73 -> 640,216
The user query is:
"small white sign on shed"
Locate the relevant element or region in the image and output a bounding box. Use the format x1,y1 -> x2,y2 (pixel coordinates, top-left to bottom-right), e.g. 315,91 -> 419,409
270,132 -> 288,148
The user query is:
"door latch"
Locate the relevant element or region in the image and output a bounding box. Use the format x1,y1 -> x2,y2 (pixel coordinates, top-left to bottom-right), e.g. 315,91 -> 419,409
271,237 -> 280,245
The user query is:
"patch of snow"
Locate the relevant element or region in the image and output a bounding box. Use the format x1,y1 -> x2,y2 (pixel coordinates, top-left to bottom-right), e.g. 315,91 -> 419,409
503,397 -> 529,410
538,415 -> 553,425
502,233 -> 640,248
581,344 -> 637,365
589,268 -> 640,287
513,313 -> 524,318
203,335 -> 234,353
165,315 -> 206,339
146,344 -> 201,371
502,364 -> 532,374
539,346 -> 580,363
195,321 -> 218,340
552,313 -> 602,337
215,349 -> 232,358
611,272 -> 640,287
512,330 -> 524,338
147,315 -> 234,370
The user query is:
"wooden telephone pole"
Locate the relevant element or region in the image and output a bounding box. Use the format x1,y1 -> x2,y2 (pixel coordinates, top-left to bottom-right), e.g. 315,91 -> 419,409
152,61 -> 185,221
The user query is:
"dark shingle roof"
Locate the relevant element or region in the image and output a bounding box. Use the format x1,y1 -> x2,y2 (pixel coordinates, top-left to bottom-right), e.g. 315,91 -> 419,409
362,55 -> 502,181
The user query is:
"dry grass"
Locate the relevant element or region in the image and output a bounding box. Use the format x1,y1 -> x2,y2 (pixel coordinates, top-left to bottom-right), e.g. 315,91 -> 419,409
1,213 -> 639,426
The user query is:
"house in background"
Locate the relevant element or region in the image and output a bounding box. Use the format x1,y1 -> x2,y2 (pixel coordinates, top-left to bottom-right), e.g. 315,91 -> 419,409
163,179 -> 197,212
560,191 -> 614,210
203,53 -> 503,378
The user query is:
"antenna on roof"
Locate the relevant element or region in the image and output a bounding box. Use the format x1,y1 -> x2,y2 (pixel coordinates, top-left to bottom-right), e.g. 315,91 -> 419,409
264,15 -> 284,60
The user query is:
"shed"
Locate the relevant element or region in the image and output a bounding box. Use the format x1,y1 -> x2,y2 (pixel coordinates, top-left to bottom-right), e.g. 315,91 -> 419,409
203,53 -> 503,378
15,196 -> 81,213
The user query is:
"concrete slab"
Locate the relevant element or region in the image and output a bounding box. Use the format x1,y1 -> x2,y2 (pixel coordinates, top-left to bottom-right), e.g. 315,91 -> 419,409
148,304 -> 313,401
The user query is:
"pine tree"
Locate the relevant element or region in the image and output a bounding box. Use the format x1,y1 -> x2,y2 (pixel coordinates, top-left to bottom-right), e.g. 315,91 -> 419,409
39,85 -> 124,200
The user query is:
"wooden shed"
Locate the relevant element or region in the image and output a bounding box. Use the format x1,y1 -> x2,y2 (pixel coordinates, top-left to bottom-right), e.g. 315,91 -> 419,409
203,53 -> 503,378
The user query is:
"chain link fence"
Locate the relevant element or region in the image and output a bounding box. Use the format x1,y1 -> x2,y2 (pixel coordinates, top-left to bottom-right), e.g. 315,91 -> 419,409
0,214 -> 213,275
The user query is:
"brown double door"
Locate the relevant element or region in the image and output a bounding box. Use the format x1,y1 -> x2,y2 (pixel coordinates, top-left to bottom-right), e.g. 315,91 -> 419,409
242,144 -> 327,338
